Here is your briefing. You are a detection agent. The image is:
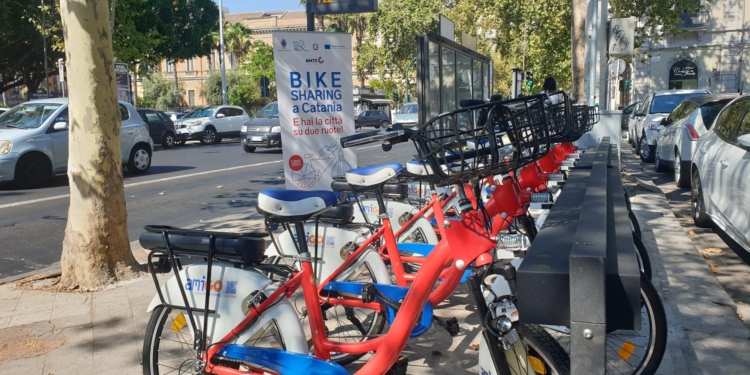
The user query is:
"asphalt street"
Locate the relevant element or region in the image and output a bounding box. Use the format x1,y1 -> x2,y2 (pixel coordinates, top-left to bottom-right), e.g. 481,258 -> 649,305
0,134 -> 416,278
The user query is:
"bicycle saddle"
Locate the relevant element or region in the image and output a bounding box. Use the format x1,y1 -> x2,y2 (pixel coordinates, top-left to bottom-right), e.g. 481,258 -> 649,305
345,162 -> 403,187
405,160 -> 434,176
257,189 -> 338,221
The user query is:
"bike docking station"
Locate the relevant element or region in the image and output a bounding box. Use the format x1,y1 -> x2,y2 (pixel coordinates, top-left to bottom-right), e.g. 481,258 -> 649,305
516,137 -> 642,374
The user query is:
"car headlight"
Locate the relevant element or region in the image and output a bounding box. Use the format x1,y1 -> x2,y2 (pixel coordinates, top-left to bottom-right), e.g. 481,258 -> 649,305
186,120 -> 202,127
0,140 -> 12,155
270,126 -> 281,133
241,125 -> 248,132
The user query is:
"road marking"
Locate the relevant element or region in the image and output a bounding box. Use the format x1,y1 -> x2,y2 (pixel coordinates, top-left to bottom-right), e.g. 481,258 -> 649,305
0,160 -> 283,210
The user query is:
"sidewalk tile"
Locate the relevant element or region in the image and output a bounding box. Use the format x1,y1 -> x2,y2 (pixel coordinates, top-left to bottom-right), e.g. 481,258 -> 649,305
42,324 -> 93,375
91,307 -> 141,373
0,356 -> 44,375
92,286 -> 130,311
51,292 -> 91,320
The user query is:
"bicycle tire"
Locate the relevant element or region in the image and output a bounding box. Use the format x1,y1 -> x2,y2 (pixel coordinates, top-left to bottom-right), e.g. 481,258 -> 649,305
503,324 -> 571,375
633,231 -> 653,282
546,274 -> 667,375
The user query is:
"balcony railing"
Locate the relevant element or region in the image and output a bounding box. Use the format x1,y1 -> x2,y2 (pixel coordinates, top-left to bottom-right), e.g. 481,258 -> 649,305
678,10 -> 709,29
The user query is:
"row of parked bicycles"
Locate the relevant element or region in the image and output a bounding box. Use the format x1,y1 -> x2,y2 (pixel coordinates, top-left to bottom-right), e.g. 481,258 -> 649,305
138,92 -> 666,375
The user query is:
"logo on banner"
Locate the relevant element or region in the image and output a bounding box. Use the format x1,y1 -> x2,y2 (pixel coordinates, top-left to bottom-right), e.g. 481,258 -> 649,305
325,44 -> 331,50
305,57 -> 325,64
289,155 -> 304,171
293,40 -> 308,51
281,39 -> 288,49
313,43 -> 319,50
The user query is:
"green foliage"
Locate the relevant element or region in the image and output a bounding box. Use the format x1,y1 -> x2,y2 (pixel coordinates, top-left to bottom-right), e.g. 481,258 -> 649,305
139,74 -> 182,109
221,23 -> 254,59
447,0 -> 572,96
202,41 -> 275,111
610,0 -> 705,49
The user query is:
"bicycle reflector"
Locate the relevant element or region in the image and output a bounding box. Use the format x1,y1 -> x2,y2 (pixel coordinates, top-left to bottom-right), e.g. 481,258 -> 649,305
618,341 -> 636,361
171,312 -> 187,333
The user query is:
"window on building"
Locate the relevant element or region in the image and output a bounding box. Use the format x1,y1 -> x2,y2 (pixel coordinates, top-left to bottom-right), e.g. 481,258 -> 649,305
166,61 -> 175,73
188,90 -> 195,107
668,60 -> 699,90
186,58 -> 195,72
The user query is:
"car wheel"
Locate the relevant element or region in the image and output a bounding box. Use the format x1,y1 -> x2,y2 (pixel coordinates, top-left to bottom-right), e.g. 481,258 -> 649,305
200,127 -> 217,145
243,145 -> 256,153
355,121 -> 360,129
675,153 -> 690,188
692,170 -> 712,228
382,143 -> 392,152
13,153 -> 52,188
639,134 -> 654,162
654,146 -> 668,172
162,132 -> 175,149
127,144 -> 152,174
379,121 -> 388,129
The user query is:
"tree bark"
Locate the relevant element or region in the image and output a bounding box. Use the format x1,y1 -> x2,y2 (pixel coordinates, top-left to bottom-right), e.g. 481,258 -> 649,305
59,0 -> 140,290
571,0 -> 587,102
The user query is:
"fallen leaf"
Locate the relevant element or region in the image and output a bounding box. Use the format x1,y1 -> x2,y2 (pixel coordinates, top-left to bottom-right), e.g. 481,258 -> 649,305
217,185 -> 224,189
159,191 -> 165,196
681,215 -> 689,218
701,252 -> 709,260
130,195 -> 135,198
431,350 -> 442,356
740,314 -> 744,319
709,264 -> 718,274
739,301 -> 743,305
470,342 -> 479,351
687,230 -> 696,236
705,248 -> 723,254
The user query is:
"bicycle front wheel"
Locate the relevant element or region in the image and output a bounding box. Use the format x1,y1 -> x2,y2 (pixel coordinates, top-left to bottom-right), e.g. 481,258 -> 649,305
495,323 -> 570,375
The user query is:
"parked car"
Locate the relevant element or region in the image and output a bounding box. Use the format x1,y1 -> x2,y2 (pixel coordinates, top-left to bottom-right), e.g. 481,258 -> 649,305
173,105 -> 250,145
620,103 -> 638,130
654,94 -> 736,187
626,102 -> 643,144
632,89 -> 710,162
393,103 -> 418,128
240,102 -> 280,153
691,95 -> 750,253
355,109 -> 390,129
138,109 -> 177,149
0,99 -> 153,187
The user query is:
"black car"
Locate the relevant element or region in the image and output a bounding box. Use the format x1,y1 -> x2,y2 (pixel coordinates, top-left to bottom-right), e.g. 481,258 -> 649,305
138,109 -> 177,149
240,102 -> 280,153
355,110 -> 390,129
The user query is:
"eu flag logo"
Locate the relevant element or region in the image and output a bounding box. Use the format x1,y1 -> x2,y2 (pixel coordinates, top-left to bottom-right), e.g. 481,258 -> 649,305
324,44 -> 331,50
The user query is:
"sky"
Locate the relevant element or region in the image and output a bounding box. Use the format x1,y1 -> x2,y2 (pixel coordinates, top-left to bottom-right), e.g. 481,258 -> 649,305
217,0 -> 304,14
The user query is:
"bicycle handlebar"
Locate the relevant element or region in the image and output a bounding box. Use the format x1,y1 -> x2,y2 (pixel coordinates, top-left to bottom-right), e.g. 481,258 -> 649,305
340,129 -> 404,148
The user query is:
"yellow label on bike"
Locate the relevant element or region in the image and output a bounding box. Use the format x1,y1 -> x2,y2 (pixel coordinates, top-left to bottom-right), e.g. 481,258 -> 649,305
618,341 -> 635,361
528,355 -> 546,374
171,313 -> 187,333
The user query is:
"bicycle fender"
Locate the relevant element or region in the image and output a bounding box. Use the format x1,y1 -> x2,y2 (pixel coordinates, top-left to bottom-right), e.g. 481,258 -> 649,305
146,261 -> 308,355
399,217 -> 439,245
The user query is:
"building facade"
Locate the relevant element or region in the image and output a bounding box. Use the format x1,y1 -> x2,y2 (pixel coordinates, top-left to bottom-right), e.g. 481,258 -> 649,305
633,0 -> 750,101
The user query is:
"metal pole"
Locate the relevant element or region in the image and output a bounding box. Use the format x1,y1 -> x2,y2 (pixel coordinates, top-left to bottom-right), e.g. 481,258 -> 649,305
597,0 -> 609,109
405,57 -> 416,102
218,0 -> 228,105
306,0 -> 315,31
41,0 -> 50,94
587,0 -> 598,106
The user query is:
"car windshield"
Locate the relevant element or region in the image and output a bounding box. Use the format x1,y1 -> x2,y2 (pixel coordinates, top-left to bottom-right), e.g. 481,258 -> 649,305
651,93 -> 706,114
257,103 -> 279,118
184,108 -> 215,118
0,103 -> 62,129
399,104 -> 418,114
701,100 -> 733,130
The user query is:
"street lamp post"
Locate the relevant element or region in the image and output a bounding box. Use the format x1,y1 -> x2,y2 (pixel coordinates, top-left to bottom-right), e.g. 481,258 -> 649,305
41,0 -> 50,94
218,0 -> 228,105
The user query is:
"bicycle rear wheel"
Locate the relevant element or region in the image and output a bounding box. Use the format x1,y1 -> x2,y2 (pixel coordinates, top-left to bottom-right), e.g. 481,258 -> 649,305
546,274 -> 667,375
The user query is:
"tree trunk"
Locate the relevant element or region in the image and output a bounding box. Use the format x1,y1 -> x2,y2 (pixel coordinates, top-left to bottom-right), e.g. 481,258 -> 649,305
571,0 -> 587,102
173,61 -> 180,107
59,0 -> 140,290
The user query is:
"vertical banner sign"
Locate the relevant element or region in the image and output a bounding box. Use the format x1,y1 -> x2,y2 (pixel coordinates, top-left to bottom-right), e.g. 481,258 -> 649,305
114,63 -> 130,103
273,31 -> 356,191
608,18 -> 635,57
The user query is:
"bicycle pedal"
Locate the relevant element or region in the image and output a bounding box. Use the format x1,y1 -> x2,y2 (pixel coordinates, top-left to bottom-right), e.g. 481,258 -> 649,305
385,355 -> 408,375
445,316 -> 460,336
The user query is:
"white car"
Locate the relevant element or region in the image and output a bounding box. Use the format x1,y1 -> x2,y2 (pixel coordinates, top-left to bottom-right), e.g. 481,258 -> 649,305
393,103 -> 418,128
654,94 -> 736,187
0,99 -> 153,187
632,89 -> 709,162
173,105 -> 250,146
692,95 -> 750,253
627,102 -> 642,145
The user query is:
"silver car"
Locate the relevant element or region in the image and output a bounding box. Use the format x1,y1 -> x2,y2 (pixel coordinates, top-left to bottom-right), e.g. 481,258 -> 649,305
173,105 -> 250,146
654,94 -> 736,187
692,95 -> 750,253
0,99 -> 153,188
393,103 -> 418,128
632,89 -> 709,162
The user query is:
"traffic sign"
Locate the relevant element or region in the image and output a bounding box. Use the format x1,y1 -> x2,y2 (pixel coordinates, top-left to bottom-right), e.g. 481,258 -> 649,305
260,77 -> 271,98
